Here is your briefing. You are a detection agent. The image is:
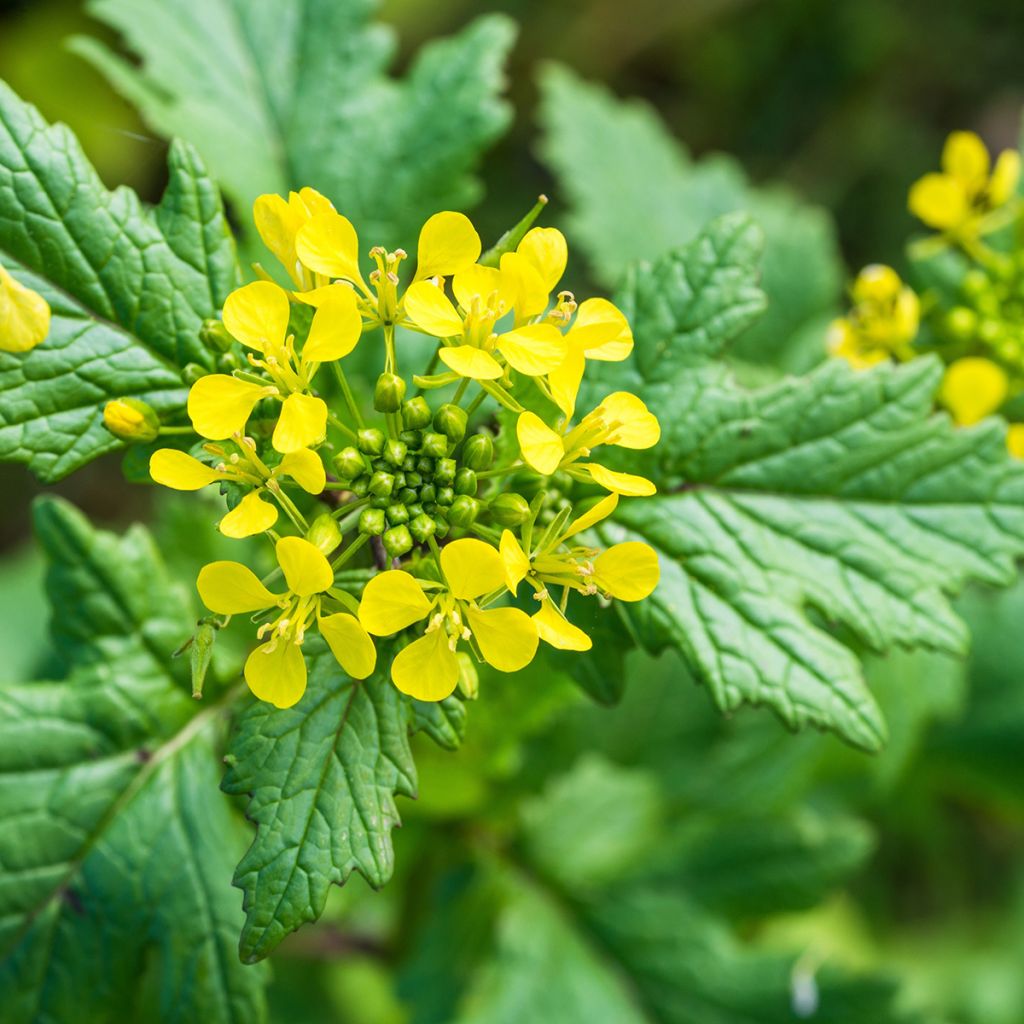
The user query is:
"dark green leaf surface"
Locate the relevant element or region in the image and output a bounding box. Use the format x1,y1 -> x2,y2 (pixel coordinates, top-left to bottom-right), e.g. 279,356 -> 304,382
223,644 -> 417,963
0,81 -> 237,480
74,0 -> 515,247
0,498 -> 265,1022
601,214 -> 1024,749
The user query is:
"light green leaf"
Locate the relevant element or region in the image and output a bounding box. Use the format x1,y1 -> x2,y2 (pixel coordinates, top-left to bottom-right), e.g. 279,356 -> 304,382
74,0 -> 515,246
0,80 -> 237,480
601,213 -> 1024,750
409,694 -> 468,752
537,63 -> 842,370
0,498 -> 266,1023
222,644 -> 417,963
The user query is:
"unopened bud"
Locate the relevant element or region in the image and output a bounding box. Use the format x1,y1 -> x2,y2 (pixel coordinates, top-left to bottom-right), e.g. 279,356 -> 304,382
386,503 -> 410,526
420,431 -> 449,458
182,362 -> 210,385
462,433 -> 494,471
359,508 -> 386,536
944,306 -> 977,342
357,427 -> 386,455
456,652 -> 479,699
434,457 -> 457,485
409,512 -> 437,544
200,318 -> 235,351
333,446 -> 367,481
383,524 -> 413,558
402,396 -> 433,429
448,495 -> 480,528
383,439 -> 408,467
490,492 -> 530,526
454,468 -> 477,496
369,470 -> 396,498
306,513 -> 342,555
374,372 -> 407,413
102,398 -> 160,443
434,403 -> 468,442
190,621 -> 218,699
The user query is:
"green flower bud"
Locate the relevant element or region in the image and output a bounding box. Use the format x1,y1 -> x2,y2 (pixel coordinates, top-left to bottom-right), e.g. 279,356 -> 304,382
456,651 -> 479,700
409,513 -> 436,543
306,513 -> 342,555
416,456 -> 434,476
369,470 -> 395,498
189,620 -> 218,700
370,494 -> 390,510
383,524 -> 413,558
333,446 -> 367,481
433,516 -> 450,539
405,471 -> 423,488
421,431 -> 449,458
398,486 -> 418,505
454,468 -> 477,496
181,362 -> 209,385
448,495 -> 480,528
383,439 -> 408,467
945,306 -> 977,341
387,503 -> 410,526
979,318 -> 1004,345
419,482 -> 437,504
102,398 -> 161,443
436,486 -> 455,507
435,457 -> 457,484
462,433 -> 494,471
434,403 -> 468,442
200,318 -> 234,351
963,269 -> 991,301
359,508 -> 387,536
357,427 -> 386,456
406,502 -> 425,520
215,351 -> 244,374
351,476 -> 370,497
490,492 -> 530,526
402,454 -> 417,472
399,429 -> 422,448
402,396 -> 433,429
374,372 -> 407,412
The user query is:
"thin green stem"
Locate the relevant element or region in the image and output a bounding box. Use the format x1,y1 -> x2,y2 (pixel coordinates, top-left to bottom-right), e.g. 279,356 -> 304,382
271,487 -> 309,533
331,533 -> 370,571
452,377 -> 470,405
464,387 -> 488,419
476,462 -> 523,480
327,410 -> 359,442
332,362 -> 365,428
158,425 -> 194,436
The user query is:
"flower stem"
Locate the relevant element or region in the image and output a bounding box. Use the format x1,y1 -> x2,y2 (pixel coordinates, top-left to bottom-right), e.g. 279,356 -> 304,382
332,362 -> 365,429
331,532 -> 370,571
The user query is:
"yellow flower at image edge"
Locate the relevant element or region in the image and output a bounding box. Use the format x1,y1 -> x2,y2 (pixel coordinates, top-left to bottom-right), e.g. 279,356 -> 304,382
1007,424 -> 1024,459
0,265 -> 50,353
940,357 -> 1008,426
358,539 -> 539,702
197,537 -> 375,708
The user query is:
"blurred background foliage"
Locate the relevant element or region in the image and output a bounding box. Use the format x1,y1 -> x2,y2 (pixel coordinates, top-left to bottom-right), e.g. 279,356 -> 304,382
2,0 -> 1024,1021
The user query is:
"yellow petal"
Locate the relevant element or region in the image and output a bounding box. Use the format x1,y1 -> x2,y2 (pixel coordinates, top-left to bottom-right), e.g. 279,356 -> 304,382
245,640 -> 307,708
358,570 -> 433,635
404,280 -> 464,337
439,344 -> 504,380
293,283 -> 353,308
302,286 -> 363,362
940,357 -> 1008,425
276,535 -> 333,596
516,411 -> 564,474
517,227 -> 567,293
496,323 -> 568,376
219,490 -> 278,538
253,193 -> 303,282
499,530 -> 531,594
908,173 -> 969,230
0,266 -> 50,353
593,542 -> 660,601
563,492 -> 618,539
415,211 -> 481,280
597,391 -> 661,449
547,348 -> 586,419
277,448 -> 326,493
452,264 -> 507,310
533,599 -> 592,651
296,211 -> 363,284
319,613 -> 377,679
272,392 -> 327,453
391,628 -> 459,700
149,449 -> 222,490
441,538 -> 506,600
499,251 -> 549,318
851,264 -> 902,305
1007,424 -> 1024,459
187,375 -> 270,439
580,462 -> 656,496
197,561 -> 280,614
990,150 -> 1021,206
222,280 -> 290,352
568,298 -> 633,360
942,130 -> 989,186
466,606 -> 538,672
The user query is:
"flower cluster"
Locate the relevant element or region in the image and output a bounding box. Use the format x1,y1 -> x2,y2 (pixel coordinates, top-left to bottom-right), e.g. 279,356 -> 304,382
124,190 -> 661,707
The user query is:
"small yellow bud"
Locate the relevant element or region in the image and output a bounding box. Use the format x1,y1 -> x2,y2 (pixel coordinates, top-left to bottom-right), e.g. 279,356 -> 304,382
103,398 -> 160,442
456,652 -> 479,700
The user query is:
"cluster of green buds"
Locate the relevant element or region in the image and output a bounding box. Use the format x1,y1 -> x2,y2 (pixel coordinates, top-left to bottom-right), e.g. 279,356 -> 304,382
939,260 -> 1024,370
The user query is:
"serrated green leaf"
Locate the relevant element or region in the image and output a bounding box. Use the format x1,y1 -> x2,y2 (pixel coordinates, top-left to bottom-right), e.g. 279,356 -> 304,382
222,643 -> 416,963
537,63 -> 841,370
0,498 -> 266,1023
0,80 -> 237,481
74,0 -> 515,246
409,694 -> 468,752
601,213 -> 1024,750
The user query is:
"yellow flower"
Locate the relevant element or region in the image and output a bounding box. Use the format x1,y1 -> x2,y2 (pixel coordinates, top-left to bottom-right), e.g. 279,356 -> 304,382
357,538 -> 538,701
940,356 -> 1008,425
197,536 -> 376,707
253,187 -> 335,289
1007,424 -> 1024,459
0,265 -> 50,353
188,280 -> 361,451
499,226 -> 569,320
828,264 -> 919,369
908,130 -> 1021,240
499,492 -> 659,650
516,391 -> 660,495
404,263 -> 568,381
150,443 -> 325,538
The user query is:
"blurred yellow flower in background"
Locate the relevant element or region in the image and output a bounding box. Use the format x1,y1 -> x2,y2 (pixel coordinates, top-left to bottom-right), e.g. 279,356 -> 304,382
829,264 -> 920,369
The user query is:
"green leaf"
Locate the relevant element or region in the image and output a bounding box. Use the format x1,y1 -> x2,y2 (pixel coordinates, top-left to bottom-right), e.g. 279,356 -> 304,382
222,643 -> 417,963
536,63 -> 842,371
602,213 -> 1024,750
0,80 -> 237,480
409,694 -> 468,752
74,0 -> 515,246
0,498 -> 266,1022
